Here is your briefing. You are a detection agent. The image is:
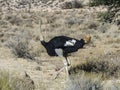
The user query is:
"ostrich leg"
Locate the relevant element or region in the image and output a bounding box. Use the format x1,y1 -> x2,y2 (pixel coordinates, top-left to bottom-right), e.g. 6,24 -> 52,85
65,57 -> 71,66
63,58 -> 69,79
54,57 -> 69,79
54,49 -> 69,79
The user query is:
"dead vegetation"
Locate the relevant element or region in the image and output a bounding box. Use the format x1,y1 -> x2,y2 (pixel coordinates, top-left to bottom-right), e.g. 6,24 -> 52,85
66,74 -> 102,90
59,0 -> 83,9
0,0 -> 120,90
0,70 -> 34,90
69,51 -> 120,78
5,30 -> 35,60
66,73 -> 120,90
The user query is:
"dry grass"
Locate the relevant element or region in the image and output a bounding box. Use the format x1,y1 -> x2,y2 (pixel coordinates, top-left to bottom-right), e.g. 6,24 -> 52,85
66,74 -> 102,90
0,1 -> 120,90
0,70 -> 34,90
69,51 -> 120,79
5,30 -> 35,60
66,73 -> 120,90
60,0 -> 83,9
67,51 -> 120,90
0,71 -> 11,90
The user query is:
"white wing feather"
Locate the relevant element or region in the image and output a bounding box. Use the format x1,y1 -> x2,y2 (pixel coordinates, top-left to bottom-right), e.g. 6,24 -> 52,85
64,39 -> 76,46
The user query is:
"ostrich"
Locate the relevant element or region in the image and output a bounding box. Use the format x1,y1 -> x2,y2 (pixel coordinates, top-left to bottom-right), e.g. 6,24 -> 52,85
38,20 -> 91,79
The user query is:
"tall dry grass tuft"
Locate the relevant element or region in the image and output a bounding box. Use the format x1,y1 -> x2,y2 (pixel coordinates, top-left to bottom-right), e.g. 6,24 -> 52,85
0,70 -> 34,90
0,71 -> 11,90
10,72 -> 34,90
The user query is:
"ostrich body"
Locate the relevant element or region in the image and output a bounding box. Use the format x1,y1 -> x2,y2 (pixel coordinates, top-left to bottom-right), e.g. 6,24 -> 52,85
41,36 -> 86,57
38,20 -> 91,79
40,35 -> 91,78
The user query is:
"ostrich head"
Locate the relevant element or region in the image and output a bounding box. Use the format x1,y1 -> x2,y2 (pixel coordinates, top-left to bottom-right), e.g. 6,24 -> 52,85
83,35 -> 91,44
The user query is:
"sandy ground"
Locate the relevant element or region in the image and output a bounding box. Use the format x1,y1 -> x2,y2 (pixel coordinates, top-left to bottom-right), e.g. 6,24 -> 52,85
0,5 -> 120,89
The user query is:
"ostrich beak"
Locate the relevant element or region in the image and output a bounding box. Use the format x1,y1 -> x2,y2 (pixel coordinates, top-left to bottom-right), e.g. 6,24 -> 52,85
84,35 -> 91,44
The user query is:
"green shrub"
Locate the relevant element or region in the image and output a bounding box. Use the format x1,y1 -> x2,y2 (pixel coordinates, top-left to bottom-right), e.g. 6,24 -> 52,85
89,0 -> 120,24
89,0 -> 120,6
98,12 -> 115,23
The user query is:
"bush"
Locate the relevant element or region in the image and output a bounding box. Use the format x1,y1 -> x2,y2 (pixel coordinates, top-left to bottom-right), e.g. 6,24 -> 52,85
65,74 -> 102,90
70,60 -> 120,78
6,30 -> 35,60
98,12 -> 115,23
60,0 -> 83,9
69,53 -> 120,78
89,0 -> 120,24
80,60 -> 119,76
89,0 -> 120,6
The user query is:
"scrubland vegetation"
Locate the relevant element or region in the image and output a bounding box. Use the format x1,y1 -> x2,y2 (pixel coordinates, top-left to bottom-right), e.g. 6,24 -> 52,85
0,0 -> 120,90
0,71 -> 34,90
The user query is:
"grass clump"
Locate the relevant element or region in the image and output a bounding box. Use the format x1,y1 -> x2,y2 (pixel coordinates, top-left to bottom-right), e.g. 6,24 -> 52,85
0,70 -> 34,90
66,74 -> 102,90
11,75 -> 34,90
98,12 -> 115,23
5,14 -> 23,26
0,71 -> 11,90
66,73 -> 120,90
69,53 -> 120,78
89,0 -> 120,24
89,0 -> 109,6
6,30 -> 35,60
70,60 -> 120,78
80,60 -> 119,77
60,0 -> 83,9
